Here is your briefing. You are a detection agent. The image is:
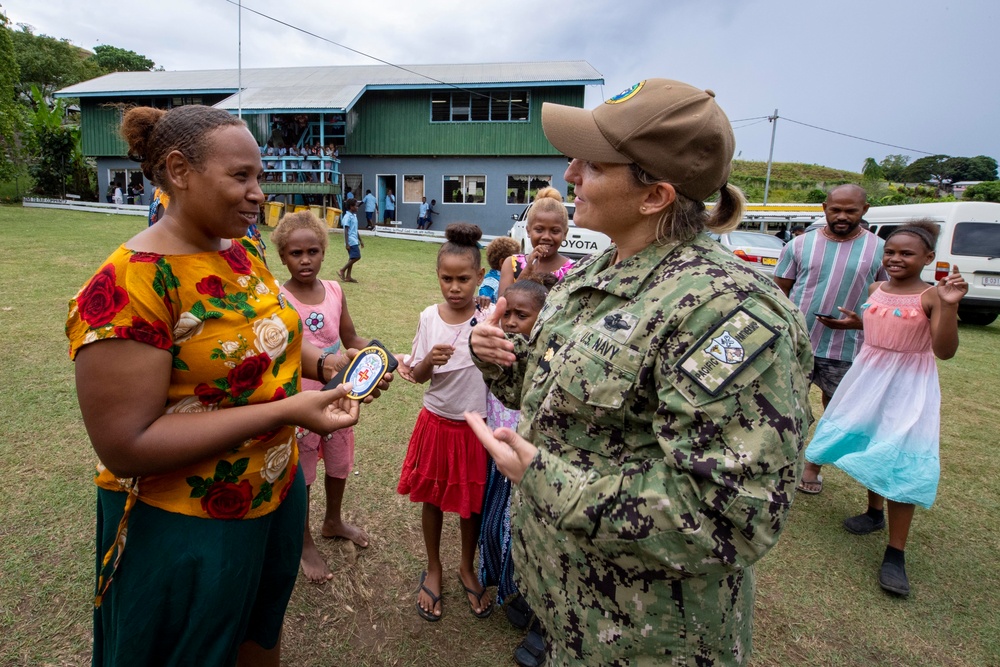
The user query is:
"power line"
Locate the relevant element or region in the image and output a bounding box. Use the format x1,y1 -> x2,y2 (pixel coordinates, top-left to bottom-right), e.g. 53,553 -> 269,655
729,116 -> 770,124
781,116 -> 938,156
731,118 -> 769,130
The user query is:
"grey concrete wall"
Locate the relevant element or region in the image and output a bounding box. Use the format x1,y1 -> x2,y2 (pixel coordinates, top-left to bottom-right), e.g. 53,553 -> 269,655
342,156 -> 569,237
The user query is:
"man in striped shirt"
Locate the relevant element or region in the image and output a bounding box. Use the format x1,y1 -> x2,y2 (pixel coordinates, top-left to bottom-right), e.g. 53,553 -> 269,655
774,184 -> 887,494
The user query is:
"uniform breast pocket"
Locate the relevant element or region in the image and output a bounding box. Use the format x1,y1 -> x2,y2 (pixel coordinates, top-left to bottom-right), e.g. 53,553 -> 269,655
533,336 -> 638,459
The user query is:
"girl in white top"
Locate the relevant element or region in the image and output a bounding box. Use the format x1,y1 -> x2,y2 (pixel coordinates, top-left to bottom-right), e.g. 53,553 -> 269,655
397,223 -> 494,622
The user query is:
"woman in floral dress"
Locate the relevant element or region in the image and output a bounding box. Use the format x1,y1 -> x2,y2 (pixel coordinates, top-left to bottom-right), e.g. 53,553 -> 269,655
67,105 -> 371,667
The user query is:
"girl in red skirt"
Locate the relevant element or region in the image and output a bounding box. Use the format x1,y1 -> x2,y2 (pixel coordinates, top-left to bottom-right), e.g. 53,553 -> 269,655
398,223 -> 493,622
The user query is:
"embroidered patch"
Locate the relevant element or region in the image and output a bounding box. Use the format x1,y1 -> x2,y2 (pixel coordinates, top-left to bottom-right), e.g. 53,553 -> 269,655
678,306 -> 779,397
324,340 -> 398,400
601,310 -> 639,343
606,81 -> 645,104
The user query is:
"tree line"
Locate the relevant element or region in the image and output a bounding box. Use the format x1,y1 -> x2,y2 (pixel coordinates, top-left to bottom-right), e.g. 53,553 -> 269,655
0,12 -> 157,199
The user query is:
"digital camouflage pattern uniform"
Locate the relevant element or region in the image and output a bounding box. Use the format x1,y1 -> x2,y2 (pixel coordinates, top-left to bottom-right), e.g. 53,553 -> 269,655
476,235 -> 814,666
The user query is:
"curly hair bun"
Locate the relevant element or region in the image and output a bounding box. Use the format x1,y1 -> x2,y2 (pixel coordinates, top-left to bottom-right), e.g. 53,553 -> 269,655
526,272 -> 559,290
534,186 -> 564,203
121,107 -> 166,163
444,223 -> 483,247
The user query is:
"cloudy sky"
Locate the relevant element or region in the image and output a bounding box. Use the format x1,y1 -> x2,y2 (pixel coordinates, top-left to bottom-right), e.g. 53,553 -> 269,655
2,0 -> 996,173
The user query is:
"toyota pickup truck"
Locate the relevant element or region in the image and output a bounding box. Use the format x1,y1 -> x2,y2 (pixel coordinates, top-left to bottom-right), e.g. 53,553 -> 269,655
508,202 -> 612,259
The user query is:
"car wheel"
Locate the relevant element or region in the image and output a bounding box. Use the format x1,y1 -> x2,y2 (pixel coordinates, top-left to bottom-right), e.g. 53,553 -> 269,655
958,309 -> 998,326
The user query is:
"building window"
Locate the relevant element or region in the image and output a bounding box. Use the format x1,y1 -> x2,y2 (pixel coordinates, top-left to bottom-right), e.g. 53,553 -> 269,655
343,174 -> 363,202
443,175 -> 486,204
107,169 -> 145,204
506,175 -> 552,204
170,96 -> 203,107
431,90 -> 529,123
403,175 -> 424,203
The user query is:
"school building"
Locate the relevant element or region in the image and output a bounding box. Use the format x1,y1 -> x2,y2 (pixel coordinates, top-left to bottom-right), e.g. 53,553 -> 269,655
55,61 -> 603,236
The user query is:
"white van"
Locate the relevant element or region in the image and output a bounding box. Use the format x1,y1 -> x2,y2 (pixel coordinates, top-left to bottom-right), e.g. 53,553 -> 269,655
862,202 -> 1000,326
509,202 -> 612,260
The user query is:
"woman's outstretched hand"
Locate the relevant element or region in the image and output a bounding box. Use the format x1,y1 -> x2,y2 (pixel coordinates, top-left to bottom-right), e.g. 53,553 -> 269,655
465,412 -> 537,484
469,296 -> 516,367
290,382 -> 360,435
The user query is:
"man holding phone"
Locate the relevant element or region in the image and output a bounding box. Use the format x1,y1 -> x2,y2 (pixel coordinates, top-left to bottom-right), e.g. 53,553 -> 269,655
774,184 -> 887,494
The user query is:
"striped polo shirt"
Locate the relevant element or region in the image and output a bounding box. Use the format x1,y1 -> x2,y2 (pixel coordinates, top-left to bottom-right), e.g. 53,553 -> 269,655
774,229 -> 887,361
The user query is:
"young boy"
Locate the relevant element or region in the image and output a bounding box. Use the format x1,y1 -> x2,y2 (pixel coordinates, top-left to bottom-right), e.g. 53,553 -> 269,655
339,199 -> 363,283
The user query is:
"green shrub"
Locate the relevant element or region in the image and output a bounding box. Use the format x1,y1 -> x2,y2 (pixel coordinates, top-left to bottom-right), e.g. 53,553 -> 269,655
805,188 -> 827,203
963,181 -> 1000,202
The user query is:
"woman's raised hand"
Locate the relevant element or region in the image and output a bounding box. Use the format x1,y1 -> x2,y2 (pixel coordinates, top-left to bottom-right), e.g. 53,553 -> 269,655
469,296 -> 516,367
465,412 -> 538,484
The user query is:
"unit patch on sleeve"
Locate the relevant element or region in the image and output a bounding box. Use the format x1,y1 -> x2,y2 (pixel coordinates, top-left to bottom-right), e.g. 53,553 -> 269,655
678,306 -> 780,397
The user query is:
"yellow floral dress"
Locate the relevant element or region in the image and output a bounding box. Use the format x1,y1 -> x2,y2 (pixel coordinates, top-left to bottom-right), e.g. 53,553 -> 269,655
67,239 -> 302,601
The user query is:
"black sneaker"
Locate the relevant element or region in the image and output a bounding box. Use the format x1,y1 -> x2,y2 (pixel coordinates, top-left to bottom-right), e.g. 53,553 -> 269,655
843,512 -> 885,535
879,561 -> 910,596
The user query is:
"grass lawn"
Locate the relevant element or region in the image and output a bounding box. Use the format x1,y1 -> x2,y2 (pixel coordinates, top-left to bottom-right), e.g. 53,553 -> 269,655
1,205 -> 997,666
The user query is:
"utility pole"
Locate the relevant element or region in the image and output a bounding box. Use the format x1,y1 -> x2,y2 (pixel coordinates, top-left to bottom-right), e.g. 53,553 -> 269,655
237,0 -> 242,119
761,108 -> 778,231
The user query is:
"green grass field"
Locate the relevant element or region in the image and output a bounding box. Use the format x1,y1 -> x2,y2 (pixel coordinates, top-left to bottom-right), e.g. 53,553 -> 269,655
1,205 -> 997,666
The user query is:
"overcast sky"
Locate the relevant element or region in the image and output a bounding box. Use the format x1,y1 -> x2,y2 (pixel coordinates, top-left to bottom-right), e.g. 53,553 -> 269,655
2,0 -> 996,173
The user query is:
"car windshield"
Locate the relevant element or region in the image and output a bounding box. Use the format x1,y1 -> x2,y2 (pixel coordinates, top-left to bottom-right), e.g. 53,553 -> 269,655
728,231 -> 787,249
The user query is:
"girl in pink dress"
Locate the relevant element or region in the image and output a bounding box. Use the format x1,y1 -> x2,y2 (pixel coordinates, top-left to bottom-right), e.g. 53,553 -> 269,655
274,211 -> 371,584
805,220 -> 967,597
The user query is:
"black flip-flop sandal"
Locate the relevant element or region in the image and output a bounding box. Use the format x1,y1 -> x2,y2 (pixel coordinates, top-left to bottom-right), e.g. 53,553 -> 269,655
459,576 -> 494,619
415,571 -> 442,622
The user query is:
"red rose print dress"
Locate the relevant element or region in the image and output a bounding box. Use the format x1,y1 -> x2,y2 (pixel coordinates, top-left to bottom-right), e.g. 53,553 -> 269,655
67,241 -> 303,599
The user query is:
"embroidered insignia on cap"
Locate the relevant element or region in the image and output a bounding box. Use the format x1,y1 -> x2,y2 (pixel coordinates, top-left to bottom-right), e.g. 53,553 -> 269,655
678,306 -> 779,396
606,81 -> 645,104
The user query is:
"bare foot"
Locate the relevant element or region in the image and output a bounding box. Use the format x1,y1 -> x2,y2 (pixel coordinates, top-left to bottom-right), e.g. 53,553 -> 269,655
417,567 -> 443,619
321,519 -> 370,548
300,536 -> 333,584
458,566 -> 492,616
337,269 -> 346,280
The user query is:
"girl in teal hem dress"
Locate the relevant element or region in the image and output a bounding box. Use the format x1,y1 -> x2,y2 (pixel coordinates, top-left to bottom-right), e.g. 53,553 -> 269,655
805,220 -> 967,597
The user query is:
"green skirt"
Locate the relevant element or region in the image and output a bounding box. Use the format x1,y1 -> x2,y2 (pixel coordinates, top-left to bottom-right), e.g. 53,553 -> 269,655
93,466 -> 306,667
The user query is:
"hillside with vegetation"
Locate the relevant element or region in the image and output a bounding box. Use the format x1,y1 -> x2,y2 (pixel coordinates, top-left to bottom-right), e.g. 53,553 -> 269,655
730,160 -> 860,203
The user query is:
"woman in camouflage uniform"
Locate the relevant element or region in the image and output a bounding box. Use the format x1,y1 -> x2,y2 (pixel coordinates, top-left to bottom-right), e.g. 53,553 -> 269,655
467,79 -> 814,666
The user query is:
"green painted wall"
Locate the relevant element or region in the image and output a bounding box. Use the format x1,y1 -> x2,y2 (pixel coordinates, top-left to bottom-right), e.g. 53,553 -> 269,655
342,86 -> 584,157
78,86 -> 584,158
79,95 -> 231,157
80,101 -> 127,157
